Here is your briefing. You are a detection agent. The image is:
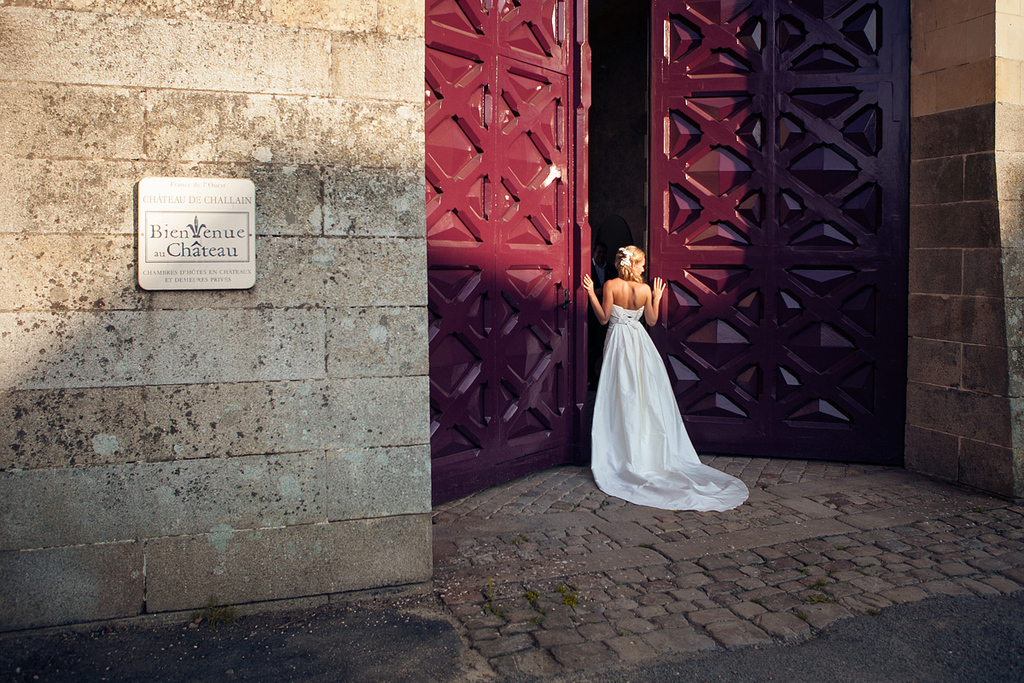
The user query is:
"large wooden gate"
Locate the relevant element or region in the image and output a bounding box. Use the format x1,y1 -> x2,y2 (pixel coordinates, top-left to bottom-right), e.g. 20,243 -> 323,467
649,0 -> 909,462
426,0 -> 586,503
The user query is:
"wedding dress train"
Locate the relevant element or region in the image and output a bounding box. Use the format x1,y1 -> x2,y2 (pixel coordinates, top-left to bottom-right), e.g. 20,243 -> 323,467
591,305 -> 749,512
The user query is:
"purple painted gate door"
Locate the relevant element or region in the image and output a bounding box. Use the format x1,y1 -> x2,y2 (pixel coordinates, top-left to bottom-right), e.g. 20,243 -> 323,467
426,0 -> 585,503
649,0 -> 909,462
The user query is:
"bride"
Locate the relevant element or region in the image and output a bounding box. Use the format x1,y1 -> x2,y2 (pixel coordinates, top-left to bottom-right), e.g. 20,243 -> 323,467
582,245 -> 748,512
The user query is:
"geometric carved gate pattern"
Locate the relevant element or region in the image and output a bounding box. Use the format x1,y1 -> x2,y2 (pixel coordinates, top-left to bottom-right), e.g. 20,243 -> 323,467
427,0 -> 579,503
650,0 -> 908,463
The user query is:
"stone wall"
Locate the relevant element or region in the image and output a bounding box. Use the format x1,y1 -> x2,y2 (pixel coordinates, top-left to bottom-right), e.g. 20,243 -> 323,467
995,1 -> 1024,498
906,0 -> 1022,499
0,0 -> 430,631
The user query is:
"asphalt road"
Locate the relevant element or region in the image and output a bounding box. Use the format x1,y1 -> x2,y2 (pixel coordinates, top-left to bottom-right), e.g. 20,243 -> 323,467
2,592 -> 1022,683
545,593 -> 1024,683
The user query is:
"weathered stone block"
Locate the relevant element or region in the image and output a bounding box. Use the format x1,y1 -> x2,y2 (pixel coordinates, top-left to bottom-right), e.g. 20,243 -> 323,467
0,233 -> 136,311
0,160 -> 324,238
916,15 -> 996,76
250,164 -> 324,236
1004,247 -> 1024,298
911,105 -> 995,160
910,156 -> 965,205
321,237 -> 427,307
906,337 -> 960,387
271,0 -> 377,32
145,513 -> 431,612
0,232 -> 424,313
0,542 -> 143,632
0,159 -> 140,235
1009,347 -> 1024,398
324,167 -> 426,238
963,248 -> 1006,297
909,248 -> 962,295
906,382 -> 1012,444
0,8 -> 331,95
378,0 -> 423,36
14,1 -> 273,24
966,152 -> 999,201
329,376 -> 430,449
910,202 -> 1001,249
1,375 -> 428,470
908,293 -> 1007,346
332,33 -> 423,103
996,152 -> 1024,201
997,102 -> 1024,153
327,307 -> 428,378
0,452 -> 328,551
0,309 -> 327,390
935,59 -> 998,114
963,343 -> 1010,394
996,57 -> 1023,105
144,92 -> 423,168
326,445 -> 430,520
960,438 -> 1015,497
0,82 -> 144,160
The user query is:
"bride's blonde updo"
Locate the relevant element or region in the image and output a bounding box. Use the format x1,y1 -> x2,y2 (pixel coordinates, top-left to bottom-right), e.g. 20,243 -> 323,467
614,245 -> 645,283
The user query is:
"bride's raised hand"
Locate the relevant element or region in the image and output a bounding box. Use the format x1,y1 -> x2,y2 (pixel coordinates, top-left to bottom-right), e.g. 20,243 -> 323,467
582,273 -> 594,294
652,276 -> 665,300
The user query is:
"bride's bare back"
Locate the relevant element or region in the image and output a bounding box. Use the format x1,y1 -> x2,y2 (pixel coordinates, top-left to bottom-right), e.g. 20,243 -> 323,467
605,278 -> 651,312
582,249 -> 665,327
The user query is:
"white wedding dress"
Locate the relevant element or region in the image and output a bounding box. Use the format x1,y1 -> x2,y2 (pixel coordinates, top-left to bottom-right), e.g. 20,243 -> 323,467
591,305 -> 749,512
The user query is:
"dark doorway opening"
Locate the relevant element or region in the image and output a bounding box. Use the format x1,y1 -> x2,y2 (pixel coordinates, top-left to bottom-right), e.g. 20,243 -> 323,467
589,0 -> 650,254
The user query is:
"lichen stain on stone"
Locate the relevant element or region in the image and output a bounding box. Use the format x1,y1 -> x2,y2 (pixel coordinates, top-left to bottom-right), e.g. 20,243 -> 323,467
278,473 -> 301,500
91,433 -> 119,457
208,523 -> 235,576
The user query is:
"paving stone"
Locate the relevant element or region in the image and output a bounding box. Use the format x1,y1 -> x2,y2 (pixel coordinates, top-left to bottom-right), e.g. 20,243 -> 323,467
758,593 -> 802,612
839,593 -> 894,612
501,621 -> 540,635
643,627 -> 717,654
1002,567 -> 1024,584
688,608 -> 737,626
675,572 -> 714,588
981,576 -> 1023,593
920,580 -> 975,596
549,641 -> 615,670
956,577 -> 1002,595
652,612 -> 692,629
794,603 -> 852,629
577,621 -> 618,641
635,605 -> 668,619
879,586 -> 929,603
604,635 -> 657,662
477,634 -> 534,658
755,611 -> 812,639
534,628 -> 584,647
637,591 -> 673,606
936,562 -> 975,576
492,648 -> 564,677
729,600 -> 767,619
706,620 -> 772,649
850,575 -> 894,592
468,628 -> 500,642
616,617 -> 656,634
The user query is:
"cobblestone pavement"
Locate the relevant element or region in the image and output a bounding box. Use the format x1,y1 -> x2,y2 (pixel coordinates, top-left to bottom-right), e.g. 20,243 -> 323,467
431,458 -> 1024,679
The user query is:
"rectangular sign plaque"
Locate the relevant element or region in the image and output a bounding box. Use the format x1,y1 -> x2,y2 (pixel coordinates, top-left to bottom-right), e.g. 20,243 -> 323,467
137,177 -> 256,290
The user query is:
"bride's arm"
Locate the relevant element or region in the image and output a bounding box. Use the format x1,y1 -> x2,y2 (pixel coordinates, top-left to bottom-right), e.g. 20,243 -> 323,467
644,277 -> 665,326
583,274 -> 612,325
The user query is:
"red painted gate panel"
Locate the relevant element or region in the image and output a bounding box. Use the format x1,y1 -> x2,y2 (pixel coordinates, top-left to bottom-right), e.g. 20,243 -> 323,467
427,0 -> 583,503
649,0 -> 908,462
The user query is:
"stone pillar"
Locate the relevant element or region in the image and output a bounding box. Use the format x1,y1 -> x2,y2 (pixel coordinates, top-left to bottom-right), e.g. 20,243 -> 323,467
996,1 -> 1024,499
906,0 -> 1022,499
0,1 -> 431,631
